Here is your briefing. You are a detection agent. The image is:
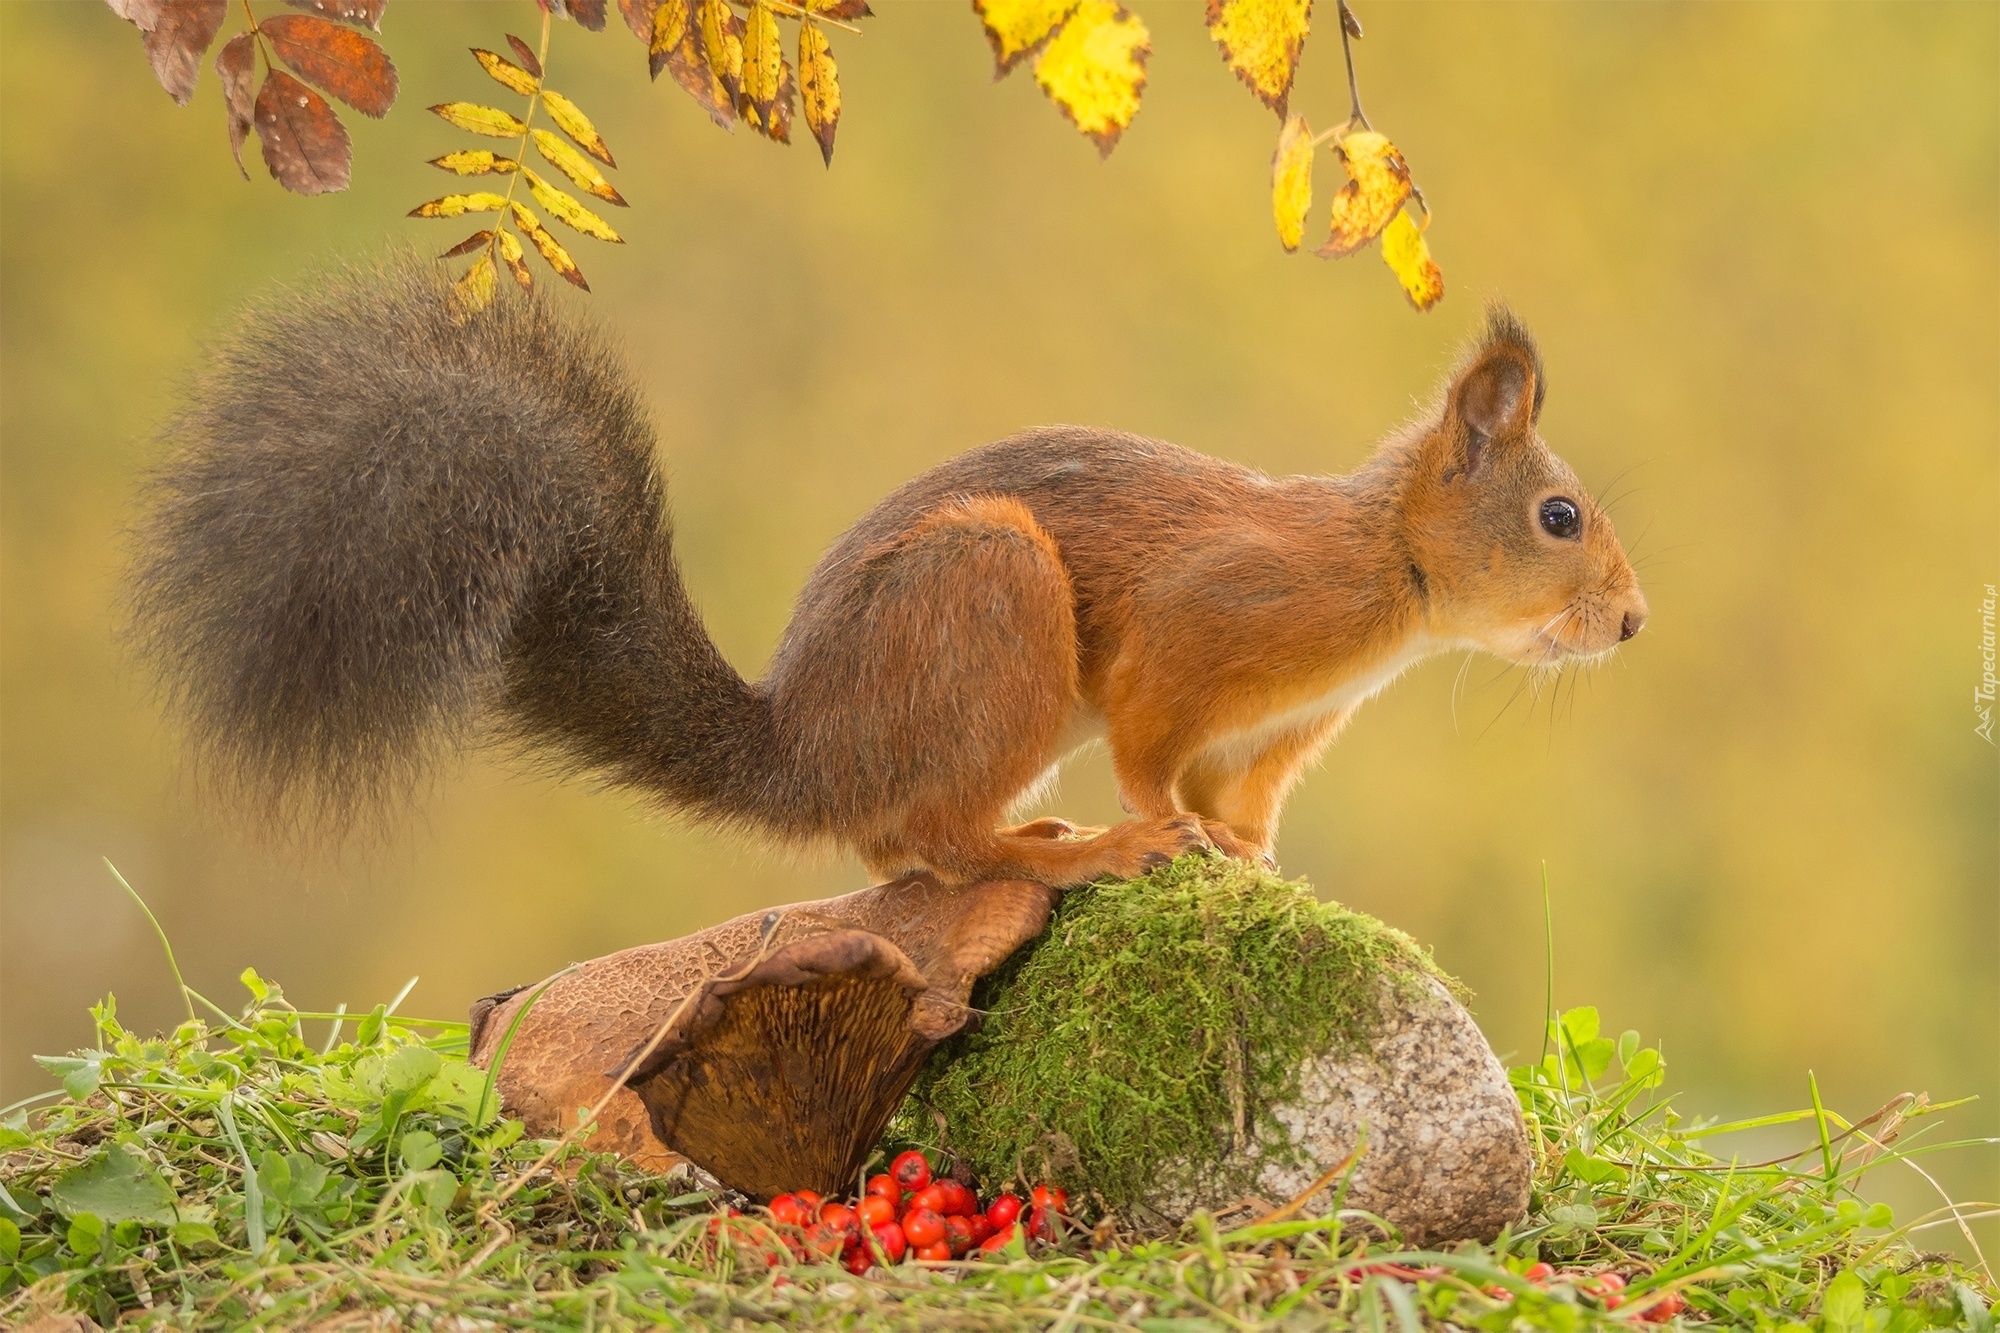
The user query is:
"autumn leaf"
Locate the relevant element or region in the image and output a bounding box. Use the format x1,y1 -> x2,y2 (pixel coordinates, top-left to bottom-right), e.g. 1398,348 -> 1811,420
473,48 -> 539,97
540,89 -> 616,166
1205,0 -> 1311,118
619,0 -> 657,40
1270,114 -> 1312,252
798,18 -> 840,165
497,228 -> 533,290
522,167 -> 624,241
430,149 -> 518,176
408,192 -> 511,218
254,69 -> 351,193
738,0 -> 792,141
511,202 -> 591,289
261,14 -> 397,117
551,0 -> 608,33
1379,208 -> 1442,310
974,0 -> 1078,74
104,0 -> 165,31
142,0 -> 228,105
648,0 -> 690,77
661,13 -> 734,127
532,129 -> 626,205
215,32 -> 256,177
809,0 -> 872,15
1033,0 -> 1149,157
698,0 -> 745,104
431,101 -> 529,138
282,0 -> 384,31
1316,129 -> 1409,257
505,33 -> 544,79
455,251 -> 498,311
440,230 -> 495,258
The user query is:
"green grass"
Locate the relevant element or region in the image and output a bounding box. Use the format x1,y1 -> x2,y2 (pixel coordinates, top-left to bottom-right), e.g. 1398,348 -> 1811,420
0,865 -> 1993,1330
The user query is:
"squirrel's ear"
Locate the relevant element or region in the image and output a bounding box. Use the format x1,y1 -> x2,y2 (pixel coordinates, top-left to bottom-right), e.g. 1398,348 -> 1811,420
1444,305 -> 1545,474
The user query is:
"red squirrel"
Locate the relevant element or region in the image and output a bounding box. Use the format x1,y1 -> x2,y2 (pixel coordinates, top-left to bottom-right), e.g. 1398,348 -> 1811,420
132,256 -> 1646,888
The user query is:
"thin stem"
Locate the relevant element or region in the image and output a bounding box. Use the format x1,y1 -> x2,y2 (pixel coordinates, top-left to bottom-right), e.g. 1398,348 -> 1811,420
106,859 -> 196,1026
1336,0 -> 1369,131
492,5 -> 552,264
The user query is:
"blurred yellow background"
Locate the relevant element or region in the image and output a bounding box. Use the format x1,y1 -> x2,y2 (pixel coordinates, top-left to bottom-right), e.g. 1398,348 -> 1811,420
3,0 -> 1994,1243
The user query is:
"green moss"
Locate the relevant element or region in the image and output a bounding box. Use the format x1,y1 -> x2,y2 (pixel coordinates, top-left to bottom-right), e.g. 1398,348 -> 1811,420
890,854 -> 1457,1211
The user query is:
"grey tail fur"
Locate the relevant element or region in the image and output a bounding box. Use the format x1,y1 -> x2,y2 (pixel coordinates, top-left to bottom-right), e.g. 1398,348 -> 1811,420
129,254 -> 779,838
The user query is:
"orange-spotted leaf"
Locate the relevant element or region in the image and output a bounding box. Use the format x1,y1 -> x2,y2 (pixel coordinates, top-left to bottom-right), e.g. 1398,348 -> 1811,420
505,33 -> 543,78
497,228 -> 533,290
431,101 -> 528,138
540,89 -> 616,166
739,0 -> 789,139
455,251 -> 499,312
1270,114 -> 1313,252
215,31 -> 256,177
409,192 -> 511,218
649,0 -> 690,78
798,18 -> 840,165
511,202 -> 591,289
698,0 -> 745,103
440,230 -> 495,258
522,167 -> 624,241
430,149 -> 518,175
254,68 -> 351,193
662,10 -> 734,126
282,0 -> 384,30
974,0 -> 1078,74
1379,208 -> 1442,310
1204,0 -> 1311,117
473,48 -> 540,97
1033,0 -> 1149,158
531,128 -> 626,205
1316,129 -> 1410,257
261,14 -> 397,117
144,0 -> 228,105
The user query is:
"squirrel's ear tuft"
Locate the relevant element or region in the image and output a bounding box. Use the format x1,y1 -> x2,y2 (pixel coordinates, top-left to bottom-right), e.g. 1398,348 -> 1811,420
1445,303 -> 1544,474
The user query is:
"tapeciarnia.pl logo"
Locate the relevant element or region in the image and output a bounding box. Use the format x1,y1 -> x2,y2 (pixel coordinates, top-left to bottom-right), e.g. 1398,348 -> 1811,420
1978,584 -> 1996,744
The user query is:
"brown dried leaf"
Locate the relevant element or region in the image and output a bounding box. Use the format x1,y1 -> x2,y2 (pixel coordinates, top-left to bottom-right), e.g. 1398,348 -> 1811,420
532,129 -> 626,205
441,230 -> 494,258
662,14 -> 733,126
540,89 -> 616,166
431,101 -> 529,138
282,0 -> 384,31
798,18 -> 839,165
254,68 -> 351,194
522,167 -> 624,241
807,0 -> 872,16
1379,208 -> 1442,310
1316,130 -> 1409,257
619,0 -> 656,39
408,191 -> 511,218
1204,0 -> 1311,118
215,31 -> 256,177
551,0 -> 607,32
473,48 -> 539,97
1270,114 -> 1312,252
511,202 -> 591,289
698,0 -> 744,103
505,33 -> 543,78
430,149 -> 519,176
974,0 -> 1078,74
261,14 -> 397,117
143,0 -> 228,105
1032,0 -> 1149,158
455,252 -> 498,312
648,0 -> 690,77
497,228 -> 533,290
104,0 -> 166,32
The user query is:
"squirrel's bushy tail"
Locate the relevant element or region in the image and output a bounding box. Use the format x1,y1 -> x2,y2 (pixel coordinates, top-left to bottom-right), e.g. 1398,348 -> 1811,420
130,254 -> 775,836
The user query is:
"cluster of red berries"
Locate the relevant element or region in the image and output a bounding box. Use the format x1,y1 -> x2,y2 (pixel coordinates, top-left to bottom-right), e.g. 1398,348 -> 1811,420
746,1151 -> 1071,1275
1498,1263 -> 1687,1322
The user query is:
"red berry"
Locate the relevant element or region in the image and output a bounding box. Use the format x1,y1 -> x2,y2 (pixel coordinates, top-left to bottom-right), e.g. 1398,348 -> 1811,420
843,1245 -> 871,1276
1026,1204 -> 1056,1241
909,1184 -> 951,1218
935,1180 -> 974,1216
986,1193 -> 1023,1228
870,1220 -> 908,1264
967,1215 -> 995,1247
1641,1290 -> 1687,1323
978,1223 -> 1019,1254
904,1208 -> 946,1248
795,1189 -> 823,1215
1597,1273 -> 1627,1292
768,1193 -> 808,1228
857,1195 -> 897,1229
1031,1183 -> 1069,1213
914,1240 -> 952,1262
866,1173 -> 902,1203
819,1202 -> 857,1235
944,1214 -> 975,1255
1523,1262 -> 1554,1284
802,1222 -> 846,1258
891,1150 -> 933,1191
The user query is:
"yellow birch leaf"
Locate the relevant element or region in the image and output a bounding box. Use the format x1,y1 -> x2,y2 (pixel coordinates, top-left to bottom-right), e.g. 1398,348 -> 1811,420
1270,114 -> 1312,252
496,227 -> 533,290
472,48 -> 539,97
1032,0 -> 1149,158
522,167 -> 624,242
1204,0 -> 1311,117
1316,130 -> 1410,257
699,0 -> 744,102
974,0 -> 1078,74
430,102 -> 528,138
531,129 -> 626,205
510,201 -> 590,290
649,0 -> 690,77
455,252 -> 498,312
1379,209 -> 1443,311
540,89 -> 616,166
429,149 -> 518,175
408,191 -> 511,218
798,17 -> 839,165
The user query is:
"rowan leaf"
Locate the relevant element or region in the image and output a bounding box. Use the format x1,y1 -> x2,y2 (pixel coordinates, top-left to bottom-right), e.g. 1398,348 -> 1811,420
455,252 -> 498,312
511,202 -> 591,289
1379,208 -> 1442,310
1316,129 -> 1409,256
661,10 -> 734,126
798,18 -> 840,165
143,0 -> 228,105
473,48 -> 539,98
505,33 -> 543,78
430,149 -> 518,176
532,129 -> 626,205
1205,0 -> 1311,117
540,90 -> 616,166
254,68 -> 351,194
408,192 -> 511,218
282,0 -> 384,31
620,0 -> 657,40
261,14 -> 397,117
739,1 -> 786,133
440,230 -> 494,258
1271,114 -> 1312,252
104,0 -> 165,32
698,0 -> 745,103
974,0 -> 1078,74
522,167 -> 624,242
1033,0 -> 1149,158
648,0 -> 689,76
497,228 -> 533,290
215,31 -> 256,177
551,0 -> 608,32
431,102 -> 529,138
808,0 -> 872,16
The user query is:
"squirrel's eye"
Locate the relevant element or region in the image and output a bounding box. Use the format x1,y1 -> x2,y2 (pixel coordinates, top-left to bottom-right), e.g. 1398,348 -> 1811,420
1538,496 -> 1582,540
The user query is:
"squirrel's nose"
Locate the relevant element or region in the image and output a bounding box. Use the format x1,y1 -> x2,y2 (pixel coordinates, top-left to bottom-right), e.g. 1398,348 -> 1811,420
1619,609 -> 1646,641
